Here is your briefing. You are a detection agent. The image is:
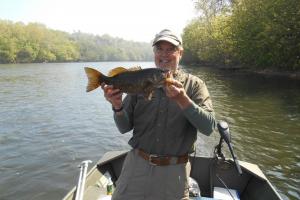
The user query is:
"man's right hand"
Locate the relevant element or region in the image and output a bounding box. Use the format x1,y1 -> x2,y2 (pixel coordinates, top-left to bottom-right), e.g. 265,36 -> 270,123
101,84 -> 123,110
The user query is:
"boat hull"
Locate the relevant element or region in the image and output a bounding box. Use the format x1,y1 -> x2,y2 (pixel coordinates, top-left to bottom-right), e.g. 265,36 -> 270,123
63,150 -> 282,200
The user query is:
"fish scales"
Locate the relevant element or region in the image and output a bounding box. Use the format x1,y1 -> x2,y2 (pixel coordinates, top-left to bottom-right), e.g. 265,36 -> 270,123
84,67 -> 171,99
105,68 -> 164,93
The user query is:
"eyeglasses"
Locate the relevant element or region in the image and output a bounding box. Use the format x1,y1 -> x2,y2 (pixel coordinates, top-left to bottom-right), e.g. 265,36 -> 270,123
154,47 -> 179,55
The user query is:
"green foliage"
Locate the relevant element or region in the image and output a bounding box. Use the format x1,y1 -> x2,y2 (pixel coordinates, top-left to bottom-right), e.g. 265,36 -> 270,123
230,0 -> 300,70
183,0 -> 300,71
183,15 -> 234,65
71,32 -> 152,61
0,20 -> 152,64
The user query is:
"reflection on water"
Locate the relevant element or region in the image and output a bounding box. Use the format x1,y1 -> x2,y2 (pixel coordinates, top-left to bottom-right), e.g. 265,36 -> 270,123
0,63 -> 299,200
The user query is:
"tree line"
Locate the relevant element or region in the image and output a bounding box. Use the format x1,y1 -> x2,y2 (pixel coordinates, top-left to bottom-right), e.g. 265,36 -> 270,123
182,0 -> 300,71
0,20 -> 153,64
1,0 -> 299,72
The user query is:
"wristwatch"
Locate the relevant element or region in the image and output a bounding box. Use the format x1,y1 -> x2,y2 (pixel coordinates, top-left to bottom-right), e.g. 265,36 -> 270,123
112,106 -> 123,112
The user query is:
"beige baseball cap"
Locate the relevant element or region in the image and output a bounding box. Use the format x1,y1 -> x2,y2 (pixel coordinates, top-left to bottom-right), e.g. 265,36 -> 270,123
152,29 -> 182,47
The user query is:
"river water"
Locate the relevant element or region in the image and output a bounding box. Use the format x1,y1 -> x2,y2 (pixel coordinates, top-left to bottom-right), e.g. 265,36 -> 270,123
0,62 -> 299,200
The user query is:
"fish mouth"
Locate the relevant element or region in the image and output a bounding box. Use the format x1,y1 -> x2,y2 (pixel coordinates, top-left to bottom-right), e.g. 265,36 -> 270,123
161,69 -> 175,86
161,69 -> 170,78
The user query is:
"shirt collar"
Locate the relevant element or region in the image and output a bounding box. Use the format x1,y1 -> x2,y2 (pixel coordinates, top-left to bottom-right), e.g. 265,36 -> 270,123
173,68 -> 187,84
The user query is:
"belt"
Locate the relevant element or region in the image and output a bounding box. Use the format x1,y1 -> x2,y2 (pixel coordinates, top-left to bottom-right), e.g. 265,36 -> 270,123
137,149 -> 188,166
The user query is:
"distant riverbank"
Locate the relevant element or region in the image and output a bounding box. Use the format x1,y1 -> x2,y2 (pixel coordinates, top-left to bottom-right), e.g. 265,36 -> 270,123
250,69 -> 300,80
191,64 -> 300,81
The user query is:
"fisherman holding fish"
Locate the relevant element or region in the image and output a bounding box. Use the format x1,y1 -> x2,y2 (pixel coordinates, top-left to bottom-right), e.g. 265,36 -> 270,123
86,29 -> 216,200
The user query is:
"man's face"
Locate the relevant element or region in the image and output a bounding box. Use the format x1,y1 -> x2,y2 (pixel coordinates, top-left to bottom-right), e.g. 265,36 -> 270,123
154,41 -> 183,71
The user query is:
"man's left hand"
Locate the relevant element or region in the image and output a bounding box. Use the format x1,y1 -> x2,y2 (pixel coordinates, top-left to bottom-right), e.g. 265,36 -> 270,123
165,79 -> 192,109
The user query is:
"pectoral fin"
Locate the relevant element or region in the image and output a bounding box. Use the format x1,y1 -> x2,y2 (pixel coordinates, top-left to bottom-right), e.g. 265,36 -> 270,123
143,82 -> 154,100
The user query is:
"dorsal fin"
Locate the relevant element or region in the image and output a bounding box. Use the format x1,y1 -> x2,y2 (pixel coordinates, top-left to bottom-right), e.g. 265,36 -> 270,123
127,66 -> 142,71
108,67 -> 128,77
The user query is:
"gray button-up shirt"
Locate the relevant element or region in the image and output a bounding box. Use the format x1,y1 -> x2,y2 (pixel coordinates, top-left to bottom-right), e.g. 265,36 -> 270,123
114,69 -> 216,156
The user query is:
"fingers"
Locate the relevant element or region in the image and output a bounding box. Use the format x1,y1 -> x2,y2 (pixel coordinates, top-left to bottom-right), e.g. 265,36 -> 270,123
106,89 -> 121,98
170,79 -> 182,88
165,79 -> 184,99
166,79 -> 183,89
165,85 -> 178,97
101,83 -> 123,102
101,84 -> 117,95
101,83 -> 114,93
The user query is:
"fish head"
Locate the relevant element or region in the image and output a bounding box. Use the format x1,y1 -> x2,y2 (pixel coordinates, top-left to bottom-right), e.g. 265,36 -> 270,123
151,68 -> 171,87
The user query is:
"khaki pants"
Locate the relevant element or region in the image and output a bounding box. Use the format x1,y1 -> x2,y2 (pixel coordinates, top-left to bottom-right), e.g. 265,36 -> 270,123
112,149 -> 190,200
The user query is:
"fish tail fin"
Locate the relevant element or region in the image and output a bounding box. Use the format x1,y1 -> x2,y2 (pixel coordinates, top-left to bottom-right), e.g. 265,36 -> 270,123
84,67 -> 105,92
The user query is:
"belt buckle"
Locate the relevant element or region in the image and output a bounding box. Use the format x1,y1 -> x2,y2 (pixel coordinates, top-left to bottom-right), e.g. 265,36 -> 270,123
149,154 -> 159,166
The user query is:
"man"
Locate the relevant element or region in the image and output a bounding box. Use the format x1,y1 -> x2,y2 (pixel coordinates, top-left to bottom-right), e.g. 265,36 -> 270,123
101,29 -> 216,200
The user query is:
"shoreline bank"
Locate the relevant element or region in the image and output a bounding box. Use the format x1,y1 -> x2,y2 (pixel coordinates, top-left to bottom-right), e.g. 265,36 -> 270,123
199,65 -> 300,81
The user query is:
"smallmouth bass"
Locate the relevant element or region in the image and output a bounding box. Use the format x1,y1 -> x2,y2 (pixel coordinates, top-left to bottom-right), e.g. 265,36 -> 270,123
84,66 -> 173,99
